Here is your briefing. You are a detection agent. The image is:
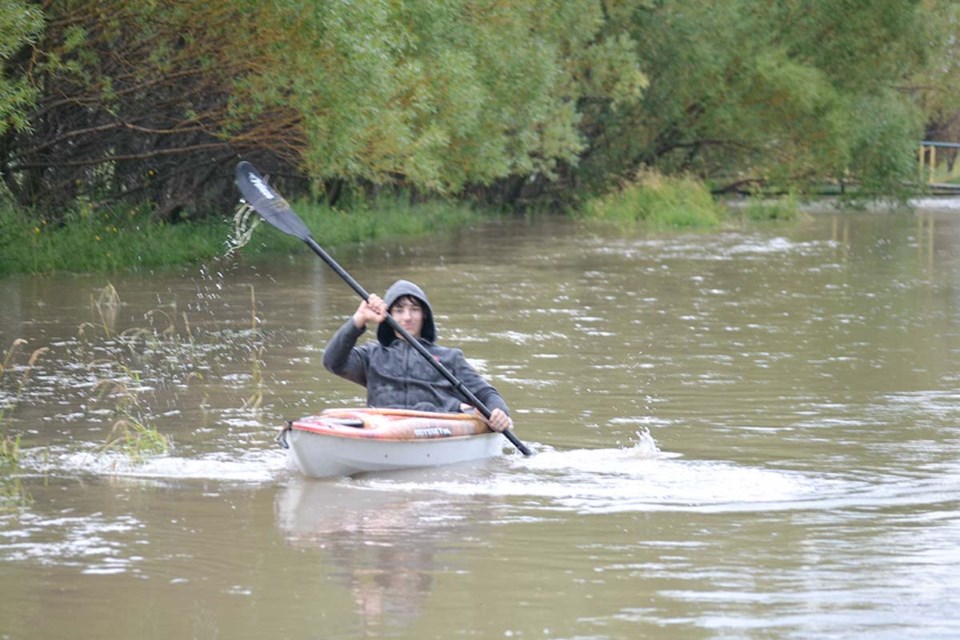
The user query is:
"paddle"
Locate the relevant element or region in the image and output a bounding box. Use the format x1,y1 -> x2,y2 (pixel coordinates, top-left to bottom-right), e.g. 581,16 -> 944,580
234,161 -> 534,456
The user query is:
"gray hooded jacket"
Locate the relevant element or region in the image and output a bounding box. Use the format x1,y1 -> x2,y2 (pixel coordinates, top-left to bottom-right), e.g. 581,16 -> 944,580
322,280 -> 510,415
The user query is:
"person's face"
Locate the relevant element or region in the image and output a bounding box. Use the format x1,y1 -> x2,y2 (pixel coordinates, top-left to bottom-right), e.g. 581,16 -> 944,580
390,297 -> 424,338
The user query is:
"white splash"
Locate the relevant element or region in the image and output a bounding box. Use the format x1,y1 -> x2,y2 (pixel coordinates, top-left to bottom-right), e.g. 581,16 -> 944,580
42,448 -> 287,483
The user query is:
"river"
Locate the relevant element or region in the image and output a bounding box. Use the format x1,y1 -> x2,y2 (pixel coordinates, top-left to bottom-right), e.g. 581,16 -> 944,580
1,204 -> 959,638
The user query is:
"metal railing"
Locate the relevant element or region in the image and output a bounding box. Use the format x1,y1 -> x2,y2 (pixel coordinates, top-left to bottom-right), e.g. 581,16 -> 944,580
919,140 -> 960,184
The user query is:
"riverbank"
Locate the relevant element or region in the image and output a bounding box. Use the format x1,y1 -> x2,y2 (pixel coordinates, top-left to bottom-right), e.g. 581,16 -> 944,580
1,169 -> 816,277
0,197 -> 486,277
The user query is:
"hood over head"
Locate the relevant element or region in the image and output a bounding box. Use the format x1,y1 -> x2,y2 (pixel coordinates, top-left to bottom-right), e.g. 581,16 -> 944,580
377,279 -> 436,346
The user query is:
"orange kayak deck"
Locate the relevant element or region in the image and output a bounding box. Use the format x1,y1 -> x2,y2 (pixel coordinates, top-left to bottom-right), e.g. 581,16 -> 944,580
289,408 -> 492,441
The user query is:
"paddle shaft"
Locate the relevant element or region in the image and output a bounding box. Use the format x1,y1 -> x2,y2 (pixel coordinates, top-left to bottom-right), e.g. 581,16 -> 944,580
302,236 -> 533,456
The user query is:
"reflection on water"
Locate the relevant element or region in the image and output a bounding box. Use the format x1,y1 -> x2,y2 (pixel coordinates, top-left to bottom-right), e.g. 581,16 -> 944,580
276,478 -> 459,631
3,208 -> 960,638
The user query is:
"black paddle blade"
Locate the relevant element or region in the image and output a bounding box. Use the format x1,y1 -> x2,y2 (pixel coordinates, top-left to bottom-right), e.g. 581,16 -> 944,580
235,161 -> 312,241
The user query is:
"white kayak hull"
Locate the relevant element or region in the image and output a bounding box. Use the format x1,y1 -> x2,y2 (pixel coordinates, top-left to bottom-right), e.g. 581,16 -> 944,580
281,408 -> 505,478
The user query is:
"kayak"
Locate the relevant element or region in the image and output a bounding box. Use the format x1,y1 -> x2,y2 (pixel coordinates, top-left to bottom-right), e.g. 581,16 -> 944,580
278,407 -> 504,478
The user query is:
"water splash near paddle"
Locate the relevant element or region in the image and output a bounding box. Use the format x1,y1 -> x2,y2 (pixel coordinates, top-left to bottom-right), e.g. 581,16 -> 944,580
223,201 -> 261,257
521,428 -> 663,475
348,427 -> 839,517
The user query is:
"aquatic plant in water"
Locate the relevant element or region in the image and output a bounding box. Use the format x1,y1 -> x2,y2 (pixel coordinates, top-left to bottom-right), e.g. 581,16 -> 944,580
241,284 -> 264,412
1,339 -> 46,510
79,281 -> 269,463
84,285 -> 173,463
95,375 -> 170,463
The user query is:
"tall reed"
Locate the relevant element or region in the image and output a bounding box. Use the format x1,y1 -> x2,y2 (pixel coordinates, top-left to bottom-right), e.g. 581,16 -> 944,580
1,339 -> 47,510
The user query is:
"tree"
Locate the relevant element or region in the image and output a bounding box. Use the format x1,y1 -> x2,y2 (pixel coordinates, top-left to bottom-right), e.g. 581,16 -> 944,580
911,1 -> 960,142
272,0 -> 631,195
3,0 -> 639,216
3,0 -> 938,218
0,1 -> 43,139
1,0 -> 302,219
573,0 -> 928,201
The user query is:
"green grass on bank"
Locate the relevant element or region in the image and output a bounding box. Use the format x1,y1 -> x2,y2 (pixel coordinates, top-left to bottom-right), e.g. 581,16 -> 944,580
0,197 -> 484,276
1,174 -> 800,276
580,170 -> 803,227
735,194 -> 803,222
581,171 -> 724,228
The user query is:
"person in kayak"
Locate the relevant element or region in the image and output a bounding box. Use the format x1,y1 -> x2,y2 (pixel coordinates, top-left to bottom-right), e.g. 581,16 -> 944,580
322,279 -> 514,432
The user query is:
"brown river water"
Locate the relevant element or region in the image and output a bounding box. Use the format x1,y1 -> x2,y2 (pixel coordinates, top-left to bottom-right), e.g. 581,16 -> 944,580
2,205 -> 959,638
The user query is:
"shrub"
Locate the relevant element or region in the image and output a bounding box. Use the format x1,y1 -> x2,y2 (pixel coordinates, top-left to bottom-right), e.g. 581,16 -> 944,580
583,170 -> 722,228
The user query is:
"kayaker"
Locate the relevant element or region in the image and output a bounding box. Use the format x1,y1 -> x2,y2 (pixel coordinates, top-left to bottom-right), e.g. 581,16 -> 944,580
322,279 -> 514,432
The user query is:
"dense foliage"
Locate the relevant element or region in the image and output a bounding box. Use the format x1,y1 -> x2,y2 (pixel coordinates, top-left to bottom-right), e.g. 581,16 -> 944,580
578,0 -> 930,201
0,0 -> 955,219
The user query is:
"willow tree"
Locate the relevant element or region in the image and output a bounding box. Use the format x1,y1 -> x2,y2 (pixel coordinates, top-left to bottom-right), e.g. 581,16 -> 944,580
0,0 -> 308,219
0,1 -> 43,143
3,0 -> 643,217
260,0 -> 644,198
574,0 -> 929,201
911,1 -> 960,143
